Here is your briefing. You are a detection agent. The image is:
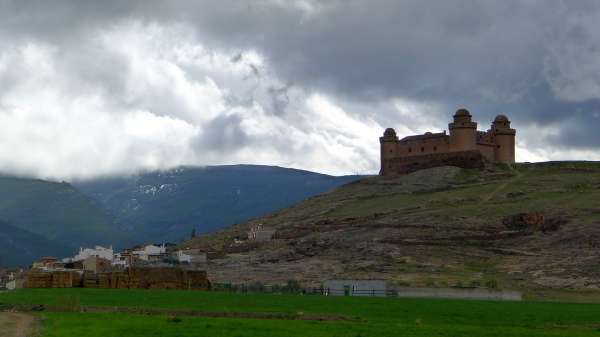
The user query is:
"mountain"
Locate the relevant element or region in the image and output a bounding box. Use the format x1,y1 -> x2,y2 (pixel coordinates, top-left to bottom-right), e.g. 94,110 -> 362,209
74,165 -> 362,243
182,162 -> 600,291
0,220 -> 73,267
0,176 -> 125,266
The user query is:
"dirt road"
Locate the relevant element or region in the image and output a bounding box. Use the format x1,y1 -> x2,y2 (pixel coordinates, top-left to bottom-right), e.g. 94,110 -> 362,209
0,312 -> 35,337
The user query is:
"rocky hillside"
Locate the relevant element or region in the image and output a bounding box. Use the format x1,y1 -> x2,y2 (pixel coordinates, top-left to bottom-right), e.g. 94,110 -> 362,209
75,165 -> 361,243
182,162 -> 600,291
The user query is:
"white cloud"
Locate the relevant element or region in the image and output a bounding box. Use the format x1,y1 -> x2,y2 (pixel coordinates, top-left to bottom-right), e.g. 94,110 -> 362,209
0,21 -> 386,179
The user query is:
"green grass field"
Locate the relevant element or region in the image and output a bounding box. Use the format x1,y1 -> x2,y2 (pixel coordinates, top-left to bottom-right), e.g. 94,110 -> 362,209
3,289 -> 600,336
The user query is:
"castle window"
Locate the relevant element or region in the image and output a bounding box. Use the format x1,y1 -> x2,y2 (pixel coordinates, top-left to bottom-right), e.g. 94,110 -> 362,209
408,148 -> 412,153
389,150 -> 392,153
433,146 -> 437,152
421,147 -> 425,152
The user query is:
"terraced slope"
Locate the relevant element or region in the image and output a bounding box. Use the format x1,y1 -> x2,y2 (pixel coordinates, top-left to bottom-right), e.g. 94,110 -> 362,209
183,162 -> 600,291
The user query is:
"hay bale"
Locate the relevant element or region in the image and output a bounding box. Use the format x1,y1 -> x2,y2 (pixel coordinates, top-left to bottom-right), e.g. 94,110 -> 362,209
25,272 -> 52,288
83,272 -> 98,288
183,270 -> 210,290
51,271 -> 74,288
97,273 -> 111,288
111,271 -> 130,289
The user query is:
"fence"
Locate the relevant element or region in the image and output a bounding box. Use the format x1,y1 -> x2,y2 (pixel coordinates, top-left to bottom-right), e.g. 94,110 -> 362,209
212,283 -> 522,300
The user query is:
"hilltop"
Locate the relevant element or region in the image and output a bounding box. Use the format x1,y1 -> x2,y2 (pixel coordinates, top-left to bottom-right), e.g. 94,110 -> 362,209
182,162 -> 600,292
75,165 -> 361,243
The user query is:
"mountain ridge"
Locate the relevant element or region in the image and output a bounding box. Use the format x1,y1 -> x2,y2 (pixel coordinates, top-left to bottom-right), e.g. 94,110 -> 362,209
74,164 -> 363,243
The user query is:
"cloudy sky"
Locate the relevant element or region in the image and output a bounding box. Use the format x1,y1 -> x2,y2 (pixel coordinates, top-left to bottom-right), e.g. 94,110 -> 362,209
0,0 -> 599,180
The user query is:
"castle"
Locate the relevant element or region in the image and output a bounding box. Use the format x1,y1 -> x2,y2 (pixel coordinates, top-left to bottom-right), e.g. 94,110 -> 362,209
380,109 -> 516,176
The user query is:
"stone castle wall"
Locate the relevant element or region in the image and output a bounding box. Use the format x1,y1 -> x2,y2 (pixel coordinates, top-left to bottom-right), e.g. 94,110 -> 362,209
383,150 -> 486,175
380,109 -> 515,176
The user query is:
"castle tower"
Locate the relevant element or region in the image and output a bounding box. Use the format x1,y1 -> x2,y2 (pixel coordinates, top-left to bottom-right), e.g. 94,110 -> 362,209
379,128 -> 398,176
449,108 -> 477,152
492,115 -> 516,163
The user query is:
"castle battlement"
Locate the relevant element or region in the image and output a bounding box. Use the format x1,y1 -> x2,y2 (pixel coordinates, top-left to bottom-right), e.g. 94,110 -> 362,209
380,109 -> 516,176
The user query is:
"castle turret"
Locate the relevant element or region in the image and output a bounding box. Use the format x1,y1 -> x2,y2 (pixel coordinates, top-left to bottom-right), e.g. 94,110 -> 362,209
379,128 -> 398,176
449,108 -> 477,152
492,115 -> 516,163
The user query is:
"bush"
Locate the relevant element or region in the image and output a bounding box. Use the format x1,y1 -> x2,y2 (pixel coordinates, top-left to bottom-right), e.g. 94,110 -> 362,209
248,282 -> 265,292
284,280 -> 302,293
485,279 -> 498,289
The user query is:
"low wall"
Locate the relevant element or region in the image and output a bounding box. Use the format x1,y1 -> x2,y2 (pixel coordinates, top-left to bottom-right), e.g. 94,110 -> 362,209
394,287 -> 522,301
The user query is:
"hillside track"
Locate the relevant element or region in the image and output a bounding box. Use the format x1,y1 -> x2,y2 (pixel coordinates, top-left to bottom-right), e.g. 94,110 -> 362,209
0,312 -> 35,337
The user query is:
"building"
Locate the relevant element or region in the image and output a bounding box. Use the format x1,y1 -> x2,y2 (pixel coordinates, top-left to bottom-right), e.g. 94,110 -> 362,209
112,251 -> 132,269
32,256 -> 59,270
175,249 -> 207,265
323,280 -> 387,297
132,244 -> 167,262
83,256 -> 112,274
380,109 -> 516,176
66,246 -> 114,262
247,224 -> 276,242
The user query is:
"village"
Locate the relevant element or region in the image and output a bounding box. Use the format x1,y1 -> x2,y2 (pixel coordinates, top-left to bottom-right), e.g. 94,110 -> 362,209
0,243 -> 210,291
0,223 -> 281,292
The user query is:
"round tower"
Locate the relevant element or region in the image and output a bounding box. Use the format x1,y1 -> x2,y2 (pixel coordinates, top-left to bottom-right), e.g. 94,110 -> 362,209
449,108 -> 477,152
379,128 -> 399,176
492,115 -> 516,163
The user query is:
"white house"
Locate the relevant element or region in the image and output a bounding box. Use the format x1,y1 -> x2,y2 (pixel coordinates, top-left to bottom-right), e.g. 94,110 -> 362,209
323,280 -> 387,297
175,249 -> 207,264
111,252 -> 130,268
247,223 -> 276,242
65,246 -> 114,262
132,244 -> 166,261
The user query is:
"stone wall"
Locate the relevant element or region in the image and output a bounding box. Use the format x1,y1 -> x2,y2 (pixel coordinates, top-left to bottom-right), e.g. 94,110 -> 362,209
383,150 -> 486,176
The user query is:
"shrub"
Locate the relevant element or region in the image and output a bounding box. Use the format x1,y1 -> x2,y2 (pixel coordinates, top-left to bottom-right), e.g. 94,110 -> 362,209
485,279 -> 498,289
284,280 -> 302,293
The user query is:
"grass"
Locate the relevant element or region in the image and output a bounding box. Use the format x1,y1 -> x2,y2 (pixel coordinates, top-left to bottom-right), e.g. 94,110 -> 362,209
327,163 -> 600,221
3,289 -> 600,336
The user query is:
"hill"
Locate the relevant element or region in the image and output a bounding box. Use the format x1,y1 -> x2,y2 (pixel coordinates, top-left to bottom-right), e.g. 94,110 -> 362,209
0,220 -> 72,267
74,165 -> 362,243
182,162 -> 600,292
0,176 -> 125,266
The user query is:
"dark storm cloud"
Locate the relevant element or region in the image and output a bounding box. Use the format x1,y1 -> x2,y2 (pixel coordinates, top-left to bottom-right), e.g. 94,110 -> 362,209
193,113 -> 249,152
1,0 -> 599,177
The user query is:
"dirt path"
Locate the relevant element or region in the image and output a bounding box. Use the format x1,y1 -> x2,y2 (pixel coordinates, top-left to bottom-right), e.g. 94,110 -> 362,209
0,312 -> 35,337
480,164 -> 522,203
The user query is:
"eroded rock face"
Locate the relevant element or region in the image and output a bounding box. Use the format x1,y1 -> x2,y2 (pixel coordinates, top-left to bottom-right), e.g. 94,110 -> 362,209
502,213 -> 566,232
